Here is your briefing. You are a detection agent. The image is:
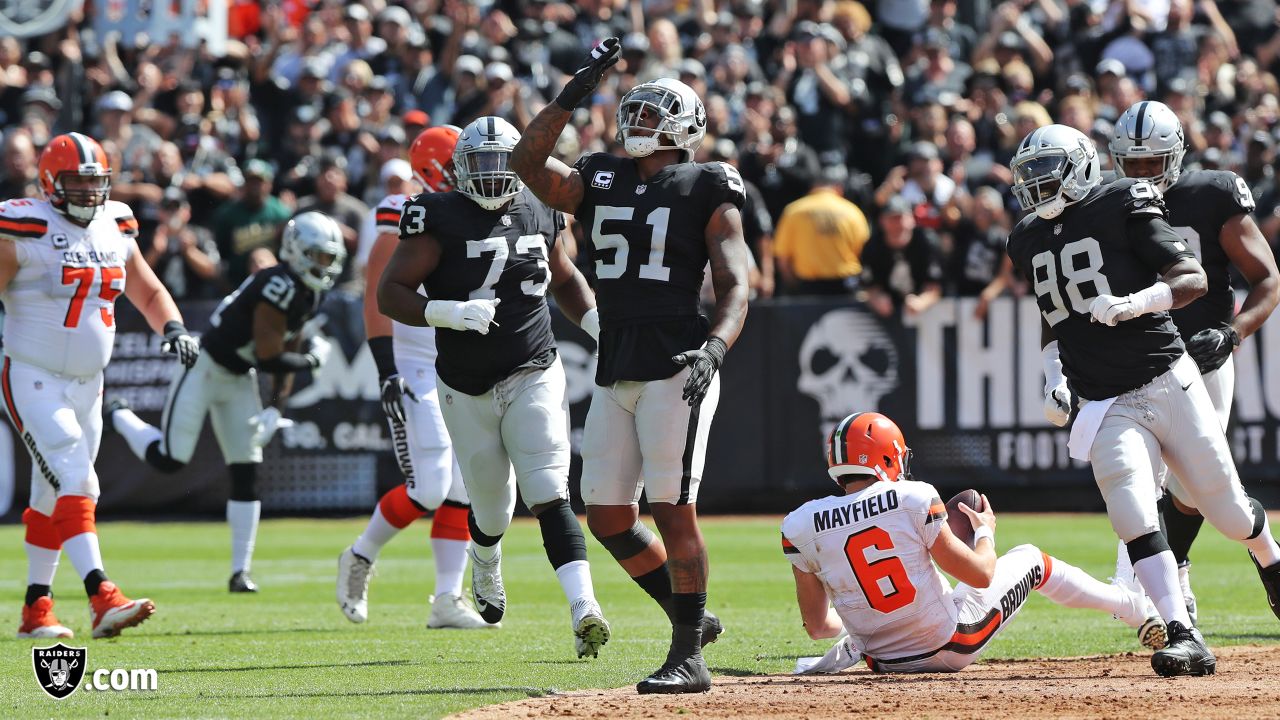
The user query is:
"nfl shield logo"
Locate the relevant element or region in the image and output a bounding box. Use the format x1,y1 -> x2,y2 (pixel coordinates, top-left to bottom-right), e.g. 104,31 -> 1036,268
858,454 -> 869,464
500,214 -> 512,226
635,184 -> 647,195
33,643 -> 87,700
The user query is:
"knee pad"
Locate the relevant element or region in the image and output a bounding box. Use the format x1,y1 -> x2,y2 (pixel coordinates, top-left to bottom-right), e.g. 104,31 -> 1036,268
22,508 -> 61,550
1248,497 -> 1268,540
145,442 -> 186,474
228,463 -> 258,502
597,520 -> 657,562
467,510 -> 505,548
52,495 -> 96,543
536,498 -> 587,569
431,500 -> 470,541
1126,531 -> 1170,565
378,484 -> 428,529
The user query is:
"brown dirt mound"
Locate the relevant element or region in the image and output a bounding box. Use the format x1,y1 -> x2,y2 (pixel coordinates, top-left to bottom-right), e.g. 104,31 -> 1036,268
449,645 -> 1280,720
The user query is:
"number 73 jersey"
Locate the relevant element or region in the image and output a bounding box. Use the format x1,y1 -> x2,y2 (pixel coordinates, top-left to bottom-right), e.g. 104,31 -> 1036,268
0,197 -> 137,377
1005,178 -> 1195,400
781,480 -> 957,661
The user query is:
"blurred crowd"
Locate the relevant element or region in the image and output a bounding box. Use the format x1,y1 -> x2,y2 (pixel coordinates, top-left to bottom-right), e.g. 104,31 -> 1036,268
2,0 -> 1279,320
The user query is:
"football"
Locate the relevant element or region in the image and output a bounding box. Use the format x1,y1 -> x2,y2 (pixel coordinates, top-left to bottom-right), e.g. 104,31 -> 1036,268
946,489 -> 984,548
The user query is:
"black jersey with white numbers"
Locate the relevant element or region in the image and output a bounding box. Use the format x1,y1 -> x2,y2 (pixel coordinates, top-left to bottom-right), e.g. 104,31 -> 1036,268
1006,178 -> 1195,400
203,264 -> 322,375
572,153 -> 746,385
1163,170 -> 1256,351
401,187 -> 562,395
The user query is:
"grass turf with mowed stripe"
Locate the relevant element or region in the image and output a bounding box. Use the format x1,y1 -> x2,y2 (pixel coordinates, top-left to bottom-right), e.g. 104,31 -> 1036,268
3,514 -> 1278,717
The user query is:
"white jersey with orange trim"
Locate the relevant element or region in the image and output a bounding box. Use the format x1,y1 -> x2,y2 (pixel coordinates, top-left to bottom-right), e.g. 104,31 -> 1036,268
781,479 -> 956,661
376,193 -> 437,366
0,197 -> 137,377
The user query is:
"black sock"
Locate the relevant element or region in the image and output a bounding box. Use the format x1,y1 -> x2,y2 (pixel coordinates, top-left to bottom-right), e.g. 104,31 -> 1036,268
25,584 -> 51,607
664,592 -> 706,661
1161,493 -> 1204,566
84,569 -> 107,597
633,564 -> 676,620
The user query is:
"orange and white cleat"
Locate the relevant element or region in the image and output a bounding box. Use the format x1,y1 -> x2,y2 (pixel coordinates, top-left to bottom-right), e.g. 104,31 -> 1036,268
17,596 -> 74,639
89,582 -> 155,639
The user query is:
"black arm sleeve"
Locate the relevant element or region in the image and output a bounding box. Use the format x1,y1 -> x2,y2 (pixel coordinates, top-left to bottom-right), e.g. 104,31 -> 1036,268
1129,214 -> 1196,273
368,335 -> 397,381
256,352 -> 314,373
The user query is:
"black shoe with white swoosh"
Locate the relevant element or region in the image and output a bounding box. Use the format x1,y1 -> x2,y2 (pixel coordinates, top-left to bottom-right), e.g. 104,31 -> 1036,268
469,547 -> 506,624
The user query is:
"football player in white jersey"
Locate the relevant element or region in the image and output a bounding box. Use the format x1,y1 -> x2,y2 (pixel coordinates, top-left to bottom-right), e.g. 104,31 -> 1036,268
107,212 -> 345,593
784,412 -> 1166,674
336,125 -> 492,630
1,132 -> 199,639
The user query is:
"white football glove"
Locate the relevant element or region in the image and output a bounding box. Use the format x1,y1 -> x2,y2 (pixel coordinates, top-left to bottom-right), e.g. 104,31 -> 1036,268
1088,282 -> 1173,327
304,335 -> 333,369
249,407 -> 295,447
1044,384 -> 1072,427
579,307 -> 601,342
424,298 -> 501,334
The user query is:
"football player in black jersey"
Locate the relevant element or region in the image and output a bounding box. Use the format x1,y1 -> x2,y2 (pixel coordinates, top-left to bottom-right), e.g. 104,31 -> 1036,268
378,116 -> 612,659
512,38 -> 750,694
1007,124 -> 1280,677
1107,100 -> 1280,627
107,212 -> 344,593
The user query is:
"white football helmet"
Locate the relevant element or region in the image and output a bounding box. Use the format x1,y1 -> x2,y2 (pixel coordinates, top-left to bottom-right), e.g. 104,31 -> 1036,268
615,77 -> 706,162
1110,100 -> 1185,192
453,116 -> 523,210
1010,124 -> 1101,220
281,211 -> 347,291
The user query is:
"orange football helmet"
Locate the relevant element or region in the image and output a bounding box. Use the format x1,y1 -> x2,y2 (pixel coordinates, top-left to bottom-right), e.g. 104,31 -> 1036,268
409,125 -> 461,192
39,132 -> 112,223
827,412 -> 913,484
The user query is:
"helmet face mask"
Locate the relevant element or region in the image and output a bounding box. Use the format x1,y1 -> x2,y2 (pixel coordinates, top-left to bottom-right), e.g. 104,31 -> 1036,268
615,78 -> 706,162
453,117 -> 523,210
410,125 -> 460,193
1010,124 -> 1100,220
1110,101 -> 1185,192
280,212 -> 347,291
39,133 -> 113,224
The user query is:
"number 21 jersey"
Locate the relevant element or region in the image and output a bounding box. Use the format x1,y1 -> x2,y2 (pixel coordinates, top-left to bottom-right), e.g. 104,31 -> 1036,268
1005,178 -> 1194,400
572,154 -> 745,385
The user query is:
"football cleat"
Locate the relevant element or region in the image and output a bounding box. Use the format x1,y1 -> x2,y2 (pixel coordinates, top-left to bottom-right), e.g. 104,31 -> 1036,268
427,593 -> 498,630
336,547 -> 373,623
701,610 -> 725,647
17,596 -> 73,639
469,546 -> 506,624
570,597 -> 610,658
229,570 -> 258,593
1110,574 -> 1166,650
1151,620 -> 1216,677
636,654 -> 712,694
90,582 -> 155,639
103,397 -> 129,434
1252,553 -> 1280,622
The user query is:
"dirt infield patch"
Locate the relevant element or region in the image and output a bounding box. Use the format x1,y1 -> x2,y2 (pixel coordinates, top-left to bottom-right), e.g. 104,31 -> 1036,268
450,645 -> 1280,720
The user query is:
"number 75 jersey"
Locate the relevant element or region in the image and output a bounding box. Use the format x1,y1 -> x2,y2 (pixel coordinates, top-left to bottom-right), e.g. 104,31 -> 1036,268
1005,178 -> 1195,400
0,198 -> 137,377
781,480 -> 957,661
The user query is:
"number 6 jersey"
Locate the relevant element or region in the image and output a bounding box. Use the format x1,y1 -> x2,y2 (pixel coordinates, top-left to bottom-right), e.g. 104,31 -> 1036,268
781,479 -> 955,661
571,154 -> 745,385
0,197 -> 137,377
1005,178 -> 1195,400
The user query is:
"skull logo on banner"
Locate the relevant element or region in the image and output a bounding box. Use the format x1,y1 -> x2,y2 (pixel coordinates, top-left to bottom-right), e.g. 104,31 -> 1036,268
797,309 -> 900,444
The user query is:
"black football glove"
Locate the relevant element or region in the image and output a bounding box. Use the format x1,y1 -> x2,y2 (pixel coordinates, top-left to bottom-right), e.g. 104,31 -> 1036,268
1186,326 -> 1239,374
555,37 -> 621,111
672,337 -> 727,407
161,320 -> 200,368
380,374 -> 419,424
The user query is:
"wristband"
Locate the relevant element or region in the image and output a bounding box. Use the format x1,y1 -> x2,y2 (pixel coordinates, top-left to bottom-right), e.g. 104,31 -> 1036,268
972,526 -> 995,546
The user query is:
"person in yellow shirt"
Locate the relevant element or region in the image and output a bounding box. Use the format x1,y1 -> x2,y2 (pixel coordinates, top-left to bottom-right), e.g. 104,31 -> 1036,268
773,166 -> 871,296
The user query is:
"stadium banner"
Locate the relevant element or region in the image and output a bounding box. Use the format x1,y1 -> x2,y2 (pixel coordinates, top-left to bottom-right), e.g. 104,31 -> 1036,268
4,295 -> 1279,519
93,0 -> 228,54
0,0 -> 80,38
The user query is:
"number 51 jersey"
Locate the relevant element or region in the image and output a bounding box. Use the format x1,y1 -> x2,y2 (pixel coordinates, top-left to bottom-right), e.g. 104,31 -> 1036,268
1005,178 -> 1195,400
572,154 -> 745,385
0,198 -> 138,377
781,479 -> 955,661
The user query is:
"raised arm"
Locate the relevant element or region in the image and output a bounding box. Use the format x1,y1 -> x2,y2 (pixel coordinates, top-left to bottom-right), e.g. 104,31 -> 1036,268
510,37 -> 621,214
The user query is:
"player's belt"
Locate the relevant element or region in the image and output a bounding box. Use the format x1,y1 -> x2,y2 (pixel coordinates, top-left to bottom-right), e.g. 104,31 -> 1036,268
865,608 -> 1003,669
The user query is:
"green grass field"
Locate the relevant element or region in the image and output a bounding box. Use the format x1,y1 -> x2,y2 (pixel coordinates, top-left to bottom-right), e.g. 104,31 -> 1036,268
2,513 -> 1278,718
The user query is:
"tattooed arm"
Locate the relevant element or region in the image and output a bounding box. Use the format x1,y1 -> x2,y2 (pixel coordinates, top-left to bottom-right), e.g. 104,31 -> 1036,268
510,104 -> 585,214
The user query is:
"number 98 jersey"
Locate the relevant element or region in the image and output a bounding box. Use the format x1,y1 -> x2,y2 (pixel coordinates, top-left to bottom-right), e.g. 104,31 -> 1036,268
1006,178 -> 1194,400
572,154 -> 745,385
401,188 -> 562,396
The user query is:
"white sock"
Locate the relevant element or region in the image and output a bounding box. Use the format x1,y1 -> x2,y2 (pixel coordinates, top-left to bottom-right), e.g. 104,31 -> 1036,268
555,559 -> 595,605
62,532 -> 104,579
471,539 -> 500,564
432,538 -> 468,598
1037,556 -> 1129,615
1133,551 -> 1192,627
352,507 -> 400,561
1243,522 -> 1280,567
25,543 -> 60,586
112,407 -> 163,460
227,500 -> 261,573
